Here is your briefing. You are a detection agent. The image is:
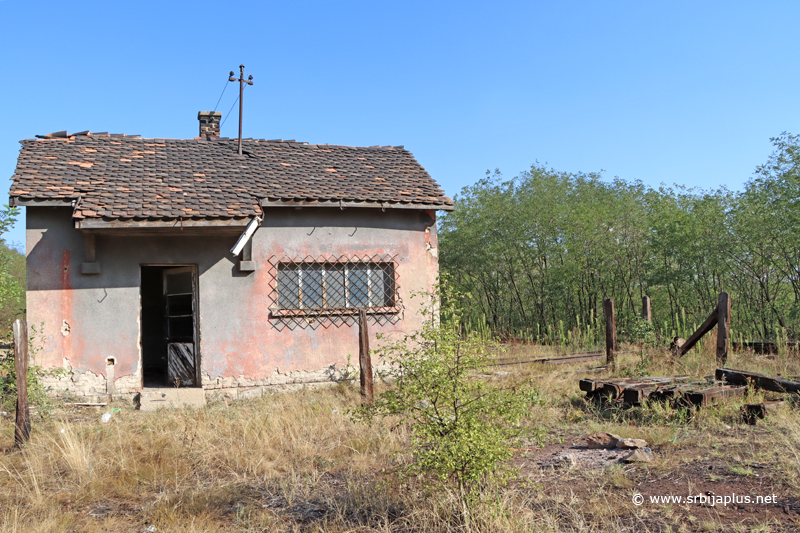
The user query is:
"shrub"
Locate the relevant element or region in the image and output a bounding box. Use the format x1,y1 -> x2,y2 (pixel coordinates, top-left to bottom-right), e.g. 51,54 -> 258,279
354,281 -> 544,519
0,324 -> 66,417
623,317 -> 659,375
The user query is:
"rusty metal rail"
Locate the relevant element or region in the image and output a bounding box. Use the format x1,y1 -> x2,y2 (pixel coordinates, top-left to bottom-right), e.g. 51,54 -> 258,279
682,384 -> 747,407
716,368 -> 800,393
494,352 -> 603,367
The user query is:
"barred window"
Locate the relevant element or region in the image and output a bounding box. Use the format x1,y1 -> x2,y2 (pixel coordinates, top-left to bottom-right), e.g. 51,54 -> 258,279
276,262 -> 395,310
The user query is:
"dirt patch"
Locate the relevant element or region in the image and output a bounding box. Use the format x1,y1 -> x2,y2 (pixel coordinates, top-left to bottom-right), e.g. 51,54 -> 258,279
527,441 -> 634,470
515,434 -> 800,532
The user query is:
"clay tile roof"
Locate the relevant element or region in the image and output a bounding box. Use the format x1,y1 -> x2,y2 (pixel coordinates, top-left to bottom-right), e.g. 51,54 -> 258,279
10,134 -> 453,219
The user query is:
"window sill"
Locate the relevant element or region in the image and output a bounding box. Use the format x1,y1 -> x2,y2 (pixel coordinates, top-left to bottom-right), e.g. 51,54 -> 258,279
270,306 -> 401,318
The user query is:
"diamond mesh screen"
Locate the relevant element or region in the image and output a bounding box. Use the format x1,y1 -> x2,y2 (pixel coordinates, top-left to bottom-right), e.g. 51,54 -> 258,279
267,254 -> 402,330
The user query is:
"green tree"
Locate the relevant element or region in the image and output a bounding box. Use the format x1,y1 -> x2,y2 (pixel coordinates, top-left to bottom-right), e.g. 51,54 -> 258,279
439,134 -> 800,347
732,132 -> 800,337
0,205 -> 23,333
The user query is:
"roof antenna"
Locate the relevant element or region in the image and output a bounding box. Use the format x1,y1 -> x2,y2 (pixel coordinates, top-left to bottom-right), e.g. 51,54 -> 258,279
229,65 -> 254,156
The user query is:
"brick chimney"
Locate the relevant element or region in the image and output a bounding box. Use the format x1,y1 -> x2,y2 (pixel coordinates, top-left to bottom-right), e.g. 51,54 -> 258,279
197,111 -> 221,139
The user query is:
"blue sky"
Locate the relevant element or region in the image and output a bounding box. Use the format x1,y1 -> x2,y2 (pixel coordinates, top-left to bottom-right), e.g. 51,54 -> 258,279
2,1 -> 798,249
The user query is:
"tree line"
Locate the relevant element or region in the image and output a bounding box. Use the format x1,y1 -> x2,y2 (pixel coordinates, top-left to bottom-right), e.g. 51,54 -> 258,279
438,133 -> 800,345
0,206 -> 25,337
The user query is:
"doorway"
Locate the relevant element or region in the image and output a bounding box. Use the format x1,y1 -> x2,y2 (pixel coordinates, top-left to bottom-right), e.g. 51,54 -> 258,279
140,265 -> 200,387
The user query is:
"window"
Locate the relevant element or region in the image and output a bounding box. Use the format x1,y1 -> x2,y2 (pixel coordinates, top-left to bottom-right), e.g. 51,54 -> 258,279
276,262 -> 395,311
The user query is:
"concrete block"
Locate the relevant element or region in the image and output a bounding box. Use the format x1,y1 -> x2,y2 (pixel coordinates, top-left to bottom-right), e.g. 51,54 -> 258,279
137,387 -> 207,411
238,260 -> 256,272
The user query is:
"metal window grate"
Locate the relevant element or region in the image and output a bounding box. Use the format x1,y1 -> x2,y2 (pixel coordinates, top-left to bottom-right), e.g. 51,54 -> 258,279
267,253 -> 402,330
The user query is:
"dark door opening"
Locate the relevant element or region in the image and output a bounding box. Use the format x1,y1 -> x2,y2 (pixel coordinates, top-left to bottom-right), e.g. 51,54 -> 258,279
140,265 -> 199,387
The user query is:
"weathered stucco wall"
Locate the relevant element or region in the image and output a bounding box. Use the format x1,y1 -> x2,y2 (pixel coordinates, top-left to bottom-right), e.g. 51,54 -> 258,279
26,206 -> 439,399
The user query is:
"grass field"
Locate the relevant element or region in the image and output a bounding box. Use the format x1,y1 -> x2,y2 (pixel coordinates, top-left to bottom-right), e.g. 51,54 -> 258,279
1,338 -> 799,532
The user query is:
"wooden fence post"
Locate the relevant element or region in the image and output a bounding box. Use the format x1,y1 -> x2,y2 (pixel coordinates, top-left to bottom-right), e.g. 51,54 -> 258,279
642,296 -> 652,323
603,299 -> 617,366
13,319 -> 30,448
358,309 -> 374,405
717,292 -> 731,366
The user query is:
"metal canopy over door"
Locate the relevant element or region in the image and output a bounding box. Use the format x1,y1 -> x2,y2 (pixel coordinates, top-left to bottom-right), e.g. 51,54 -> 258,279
163,266 -> 199,386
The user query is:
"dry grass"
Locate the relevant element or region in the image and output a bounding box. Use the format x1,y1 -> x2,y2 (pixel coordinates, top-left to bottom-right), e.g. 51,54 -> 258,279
1,345 -> 799,532
0,384 -> 409,532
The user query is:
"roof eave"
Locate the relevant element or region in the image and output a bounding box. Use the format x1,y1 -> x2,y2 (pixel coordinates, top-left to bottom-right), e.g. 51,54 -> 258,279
74,217 -> 252,231
11,197 -> 75,207
261,199 -> 455,211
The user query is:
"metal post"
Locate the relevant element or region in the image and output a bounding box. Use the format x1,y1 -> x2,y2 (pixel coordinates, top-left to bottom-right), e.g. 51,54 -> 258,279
237,65 -> 244,155
228,64 -> 254,156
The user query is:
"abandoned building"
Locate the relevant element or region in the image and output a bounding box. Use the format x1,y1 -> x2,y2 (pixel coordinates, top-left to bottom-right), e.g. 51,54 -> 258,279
8,111 -> 453,403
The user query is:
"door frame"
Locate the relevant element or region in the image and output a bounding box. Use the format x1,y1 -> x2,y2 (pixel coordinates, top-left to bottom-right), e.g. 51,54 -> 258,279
140,263 -> 201,388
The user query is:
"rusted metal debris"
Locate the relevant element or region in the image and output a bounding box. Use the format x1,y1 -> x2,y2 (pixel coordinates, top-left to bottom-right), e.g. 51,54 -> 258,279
716,368 -> 800,394
623,381 -> 698,405
580,366 -> 800,414
581,375 -> 747,408
715,368 -> 799,424
647,382 -> 746,408
645,383 -> 707,404
741,400 -> 786,425
683,384 -> 747,407
579,376 -> 691,399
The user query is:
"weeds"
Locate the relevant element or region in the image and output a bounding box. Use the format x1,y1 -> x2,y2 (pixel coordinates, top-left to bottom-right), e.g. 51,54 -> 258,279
354,281 -> 546,528
0,341 -> 798,532
0,323 -> 67,417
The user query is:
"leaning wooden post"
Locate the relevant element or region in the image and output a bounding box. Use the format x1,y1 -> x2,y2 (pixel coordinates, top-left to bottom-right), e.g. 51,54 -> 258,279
603,299 -> 617,366
678,306 -> 718,357
358,309 -> 374,405
717,292 -> 731,366
642,296 -> 652,323
13,319 -> 30,448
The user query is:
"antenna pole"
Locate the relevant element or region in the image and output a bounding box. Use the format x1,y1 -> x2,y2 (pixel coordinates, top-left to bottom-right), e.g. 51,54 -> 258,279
228,65 -> 254,156
238,65 -> 243,154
